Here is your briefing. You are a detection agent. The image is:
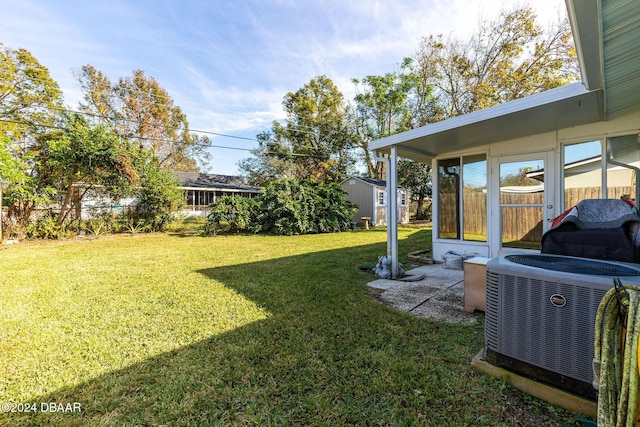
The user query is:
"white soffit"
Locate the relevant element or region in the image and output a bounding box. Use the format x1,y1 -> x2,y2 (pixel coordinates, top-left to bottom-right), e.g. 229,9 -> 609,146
370,83 -> 603,161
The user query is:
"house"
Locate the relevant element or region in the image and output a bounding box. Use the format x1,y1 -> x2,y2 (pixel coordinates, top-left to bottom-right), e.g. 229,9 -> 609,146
173,172 -> 261,216
370,0 -> 640,277
70,172 -> 260,219
340,176 -> 410,226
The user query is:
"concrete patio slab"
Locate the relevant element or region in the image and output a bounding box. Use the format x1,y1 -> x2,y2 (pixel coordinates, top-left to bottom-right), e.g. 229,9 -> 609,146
378,283 -> 443,311
367,263 -> 481,325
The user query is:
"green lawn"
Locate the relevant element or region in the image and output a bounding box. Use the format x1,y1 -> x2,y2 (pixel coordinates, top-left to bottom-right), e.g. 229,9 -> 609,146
0,227 -> 576,426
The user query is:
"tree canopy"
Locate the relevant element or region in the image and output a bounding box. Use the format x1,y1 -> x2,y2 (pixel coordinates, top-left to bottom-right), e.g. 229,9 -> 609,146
414,6 -> 577,119
76,66 -> 211,172
241,75 -> 357,184
1,43 -> 65,227
240,5 -> 578,197
0,46 -> 189,236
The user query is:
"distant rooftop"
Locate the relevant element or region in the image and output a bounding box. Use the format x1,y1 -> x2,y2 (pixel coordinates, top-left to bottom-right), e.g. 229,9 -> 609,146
343,176 -> 405,189
172,172 -> 261,193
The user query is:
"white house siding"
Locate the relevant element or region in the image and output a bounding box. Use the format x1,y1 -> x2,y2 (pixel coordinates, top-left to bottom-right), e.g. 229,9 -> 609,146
374,189 -> 410,226
375,204 -> 386,226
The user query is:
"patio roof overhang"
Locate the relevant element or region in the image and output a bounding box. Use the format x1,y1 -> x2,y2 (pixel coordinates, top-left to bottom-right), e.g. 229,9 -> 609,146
371,0 -> 640,162
369,82 -> 604,162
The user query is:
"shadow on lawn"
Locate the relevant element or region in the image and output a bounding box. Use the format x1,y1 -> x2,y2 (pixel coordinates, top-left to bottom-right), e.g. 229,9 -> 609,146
5,229 -> 517,426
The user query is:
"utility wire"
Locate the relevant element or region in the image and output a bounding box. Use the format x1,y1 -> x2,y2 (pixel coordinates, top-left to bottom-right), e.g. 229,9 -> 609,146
3,98 -> 348,142
0,118 -> 314,157
1,72 -> 352,138
2,101 -> 354,156
1,101 -> 259,142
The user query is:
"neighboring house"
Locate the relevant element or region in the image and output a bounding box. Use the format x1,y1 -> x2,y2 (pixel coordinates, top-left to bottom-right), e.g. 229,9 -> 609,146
173,172 -> 261,216
72,172 -> 261,219
370,0 -> 640,274
341,176 -> 409,226
69,185 -> 135,220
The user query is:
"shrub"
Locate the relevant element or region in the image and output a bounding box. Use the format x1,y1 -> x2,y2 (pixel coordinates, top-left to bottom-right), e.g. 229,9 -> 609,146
204,196 -> 258,235
204,179 -> 358,236
127,161 -> 183,232
257,179 -> 312,235
24,215 -> 75,239
313,182 -> 358,233
82,218 -> 107,238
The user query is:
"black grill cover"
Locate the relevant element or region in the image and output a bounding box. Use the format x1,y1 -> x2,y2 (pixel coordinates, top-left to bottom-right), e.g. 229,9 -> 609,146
541,221 -> 638,263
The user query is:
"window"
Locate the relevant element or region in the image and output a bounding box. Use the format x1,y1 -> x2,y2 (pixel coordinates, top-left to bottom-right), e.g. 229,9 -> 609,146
437,154 -> 487,241
377,190 -> 386,206
499,158 -> 544,250
400,191 -> 407,206
607,135 -> 640,203
563,140 -> 602,210
438,158 -> 460,239
562,136 -> 640,210
463,154 -> 487,242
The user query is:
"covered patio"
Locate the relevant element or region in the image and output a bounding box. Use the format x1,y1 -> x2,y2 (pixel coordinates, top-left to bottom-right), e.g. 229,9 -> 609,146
371,0 -> 640,278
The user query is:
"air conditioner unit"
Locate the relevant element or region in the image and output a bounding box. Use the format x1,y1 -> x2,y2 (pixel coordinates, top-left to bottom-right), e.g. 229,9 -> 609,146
485,253 -> 640,399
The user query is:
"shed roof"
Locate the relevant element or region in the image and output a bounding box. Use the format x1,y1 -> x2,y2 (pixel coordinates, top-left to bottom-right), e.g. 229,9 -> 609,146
342,176 -> 405,189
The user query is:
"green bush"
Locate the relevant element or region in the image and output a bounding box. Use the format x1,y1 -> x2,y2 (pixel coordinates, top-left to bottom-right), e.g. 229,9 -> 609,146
24,215 -> 74,239
127,160 -> 183,232
82,218 -> 107,238
313,182 -> 359,233
204,179 -> 357,236
204,196 -> 258,235
257,179 -> 312,235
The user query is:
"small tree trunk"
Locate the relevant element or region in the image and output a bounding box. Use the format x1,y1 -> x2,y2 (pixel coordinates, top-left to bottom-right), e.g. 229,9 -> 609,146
57,178 -> 75,226
416,197 -> 424,220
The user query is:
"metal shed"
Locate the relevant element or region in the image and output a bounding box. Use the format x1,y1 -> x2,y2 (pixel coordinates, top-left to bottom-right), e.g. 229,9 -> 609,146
341,176 -> 409,226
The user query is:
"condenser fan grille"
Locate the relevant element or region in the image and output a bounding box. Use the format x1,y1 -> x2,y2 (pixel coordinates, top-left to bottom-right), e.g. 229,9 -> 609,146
504,254 -> 640,276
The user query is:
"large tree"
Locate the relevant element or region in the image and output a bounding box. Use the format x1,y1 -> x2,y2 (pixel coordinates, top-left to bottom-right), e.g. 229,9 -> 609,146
351,59 -> 437,216
351,60 -> 414,178
43,113 -> 140,225
0,43 -> 65,228
397,159 -> 431,220
238,131 -> 296,187
414,6 -> 578,119
76,66 -> 211,172
242,75 -> 356,184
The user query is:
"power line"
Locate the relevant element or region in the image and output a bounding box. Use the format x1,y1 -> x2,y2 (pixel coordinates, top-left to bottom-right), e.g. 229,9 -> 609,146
1,100 -> 259,142
0,118 -> 314,158
2,101 -> 357,158
1,71 -> 354,140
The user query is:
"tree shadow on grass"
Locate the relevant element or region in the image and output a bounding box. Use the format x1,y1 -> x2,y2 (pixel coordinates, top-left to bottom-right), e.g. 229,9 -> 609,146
4,229 -> 530,426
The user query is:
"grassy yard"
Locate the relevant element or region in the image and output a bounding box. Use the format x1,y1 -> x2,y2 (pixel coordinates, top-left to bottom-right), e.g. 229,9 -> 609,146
0,226 -> 577,426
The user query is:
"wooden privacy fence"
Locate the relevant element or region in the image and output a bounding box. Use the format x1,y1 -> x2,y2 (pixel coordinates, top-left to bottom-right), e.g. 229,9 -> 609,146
439,186 -> 634,242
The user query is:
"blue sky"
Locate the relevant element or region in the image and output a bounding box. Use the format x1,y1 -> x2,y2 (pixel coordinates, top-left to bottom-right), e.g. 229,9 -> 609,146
0,0 -> 567,175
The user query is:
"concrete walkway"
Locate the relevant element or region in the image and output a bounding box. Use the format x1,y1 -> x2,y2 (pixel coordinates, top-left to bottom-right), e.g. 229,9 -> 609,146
366,263 -> 482,325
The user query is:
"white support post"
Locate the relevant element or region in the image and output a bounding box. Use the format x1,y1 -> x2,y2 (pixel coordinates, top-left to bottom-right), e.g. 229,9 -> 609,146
389,146 -> 399,278
372,149 -> 400,278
